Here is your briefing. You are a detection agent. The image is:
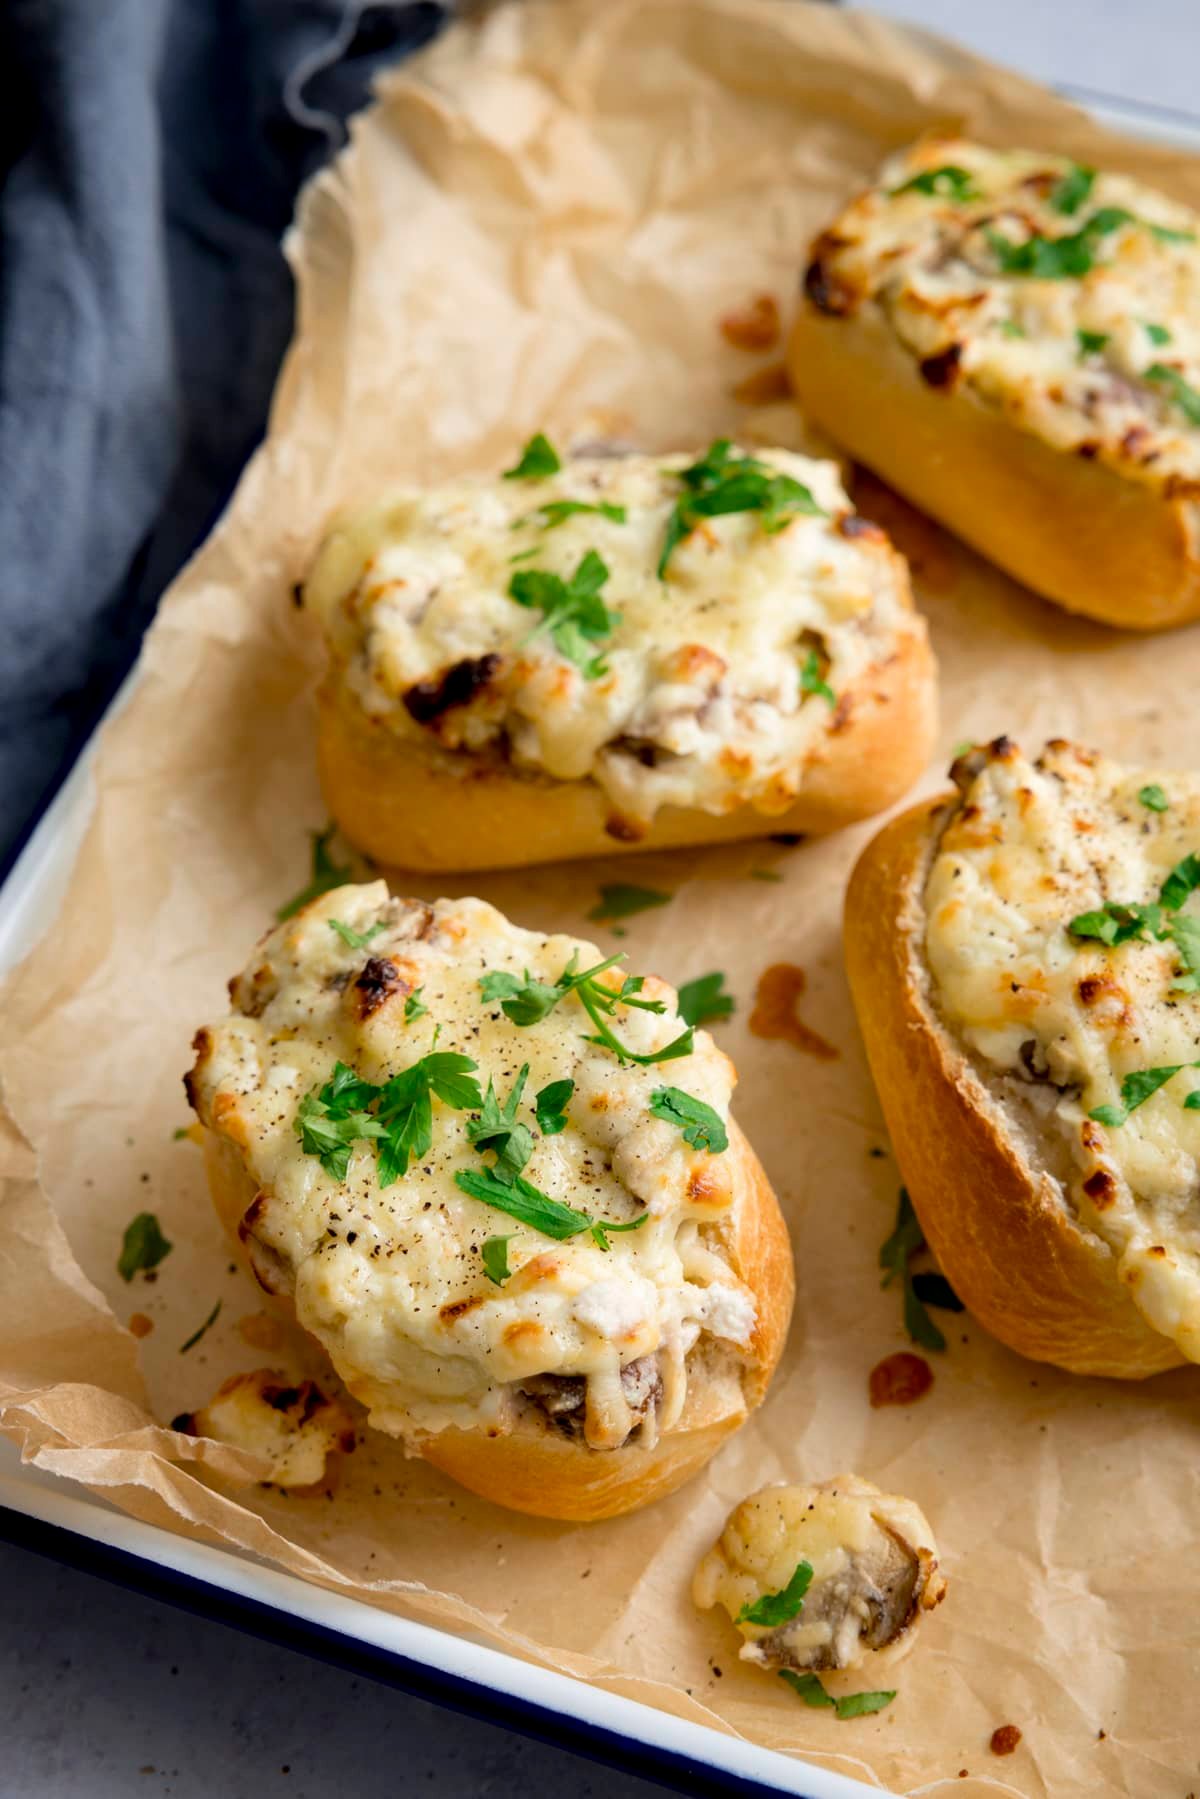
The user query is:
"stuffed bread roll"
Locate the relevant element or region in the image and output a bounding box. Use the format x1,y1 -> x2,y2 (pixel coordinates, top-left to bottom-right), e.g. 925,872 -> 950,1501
846,735 -> 1200,1377
790,139 -> 1200,630
185,883 -> 793,1519
303,439 -> 936,869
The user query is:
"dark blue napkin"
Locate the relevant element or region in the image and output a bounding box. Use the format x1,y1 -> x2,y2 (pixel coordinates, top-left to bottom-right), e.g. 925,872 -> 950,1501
0,0 -> 447,877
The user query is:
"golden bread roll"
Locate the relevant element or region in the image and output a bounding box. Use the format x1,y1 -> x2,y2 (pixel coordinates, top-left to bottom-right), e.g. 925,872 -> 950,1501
186,883 -> 793,1519
789,140 -> 1200,629
846,735 -> 1200,1376
304,440 -> 936,869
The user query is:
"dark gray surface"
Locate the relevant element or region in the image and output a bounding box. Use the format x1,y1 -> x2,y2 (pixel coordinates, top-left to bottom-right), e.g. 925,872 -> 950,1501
0,1539 -> 665,1799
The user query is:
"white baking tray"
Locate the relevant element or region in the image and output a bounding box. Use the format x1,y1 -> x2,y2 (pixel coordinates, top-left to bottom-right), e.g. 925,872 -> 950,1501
3,78 -> 1198,1799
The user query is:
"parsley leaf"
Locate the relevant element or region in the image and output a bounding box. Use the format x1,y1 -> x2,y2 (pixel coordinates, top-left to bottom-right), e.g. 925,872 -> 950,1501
180,1299 -> 221,1353
779,1671 -> 834,1708
296,1090 -> 385,1182
676,971 -> 734,1027
1050,163 -> 1095,215
737,1560 -> 812,1627
910,1270 -> 964,1312
1068,901 -> 1165,947
1088,1062 -> 1200,1127
891,165 -> 978,202
118,1213 -> 173,1282
454,1166 -> 647,1250
478,952 -> 693,1067
588,883 -> 672,923
1168,913 -> 1200,992
481,1236 -> 513,1285
1149,223 -> 1197,245
1145,322 -> 1172,346
833,1690 -> 898,1720
1146,363 -> 1200,427
998,319 -> 1026,338
986,206 -> 1132,279
1076,328 -> 1109,357
515,499 -> 626,531
658,440 -> 824,575
649,1086 -> 728,1153
535,1078 -> 574,1135
879,1189 -> 947,1353
800,648 -> 836,705
405,988 -> 428,1024
504,433 -> 561,479
509,549 -> 620,678
467,1065 -> 533,1184
1139,784 -> 1169,812
1160,852 -> 1200,911
328,918 -> 385,950
276,825 -> 353,921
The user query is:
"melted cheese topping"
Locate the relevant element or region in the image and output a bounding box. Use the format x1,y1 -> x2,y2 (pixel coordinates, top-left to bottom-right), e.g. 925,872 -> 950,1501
692,1476 -> 943,1672
185,1370 -> 353,1488
305,449 -> 918,827
188,883 -> 757,1448
925,739 -> 1200,1360
810,140 -> 1200,488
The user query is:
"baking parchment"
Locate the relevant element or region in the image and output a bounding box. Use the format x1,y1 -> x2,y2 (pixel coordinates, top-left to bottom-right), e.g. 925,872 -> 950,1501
3,3 -> 1200,1793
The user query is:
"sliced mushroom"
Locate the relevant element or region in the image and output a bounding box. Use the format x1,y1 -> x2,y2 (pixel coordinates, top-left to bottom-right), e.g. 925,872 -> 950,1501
692,1475 -> 946,1673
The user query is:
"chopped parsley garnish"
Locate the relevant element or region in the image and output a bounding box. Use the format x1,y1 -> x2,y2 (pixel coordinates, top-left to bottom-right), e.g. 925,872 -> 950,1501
118,1212 -> 173,1282
1068,901 -> 1165,947
998,320 -> 1026,338
404,988 -> 428,1024
1145,322 -> 1172,346
1088,1062 -> 1200,1127
1076,328 -> 1109,357
515,499 -> 626,531
648,1086 -> 728,1153
588,883 -> 672,923
534,1078 -> 574,1135
1049,163 -> 1095,215
479,953 -> 693,1067
1149,223 -> 1196,245
1146,363 -> 1200,427
1069,858 -> 1200,993
891,165 -> 978,202
295,1051 -> 483,1187
481,1236 -> 513,1286
658,439 -> 824,576
1139,784 -> 1169,812
737,1560 -> 812,1626
467,1065 -> 533,1184
750,867 -> 784,882
1160,851 -> 1200,911
180,1299 -> 221,1353
778,1671 -> 896,1718
503,432 -> 561,479
799,648 -> 835,706
276,824 -> 353,921
676,972 -> 734,1027
910,1270 -> 965,1313
454,1166 -> 648,1251
328,918 -> 385,950
985,206 -> 1132,279
509,549 -> 620,679
879,1189 -> 947,1353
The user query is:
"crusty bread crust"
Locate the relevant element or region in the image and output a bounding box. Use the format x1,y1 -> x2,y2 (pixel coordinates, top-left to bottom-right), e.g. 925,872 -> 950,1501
789,302 -> 1200,632
201,1119 -> 794,1520
844,794 -> 1184,1379
315,622 -> 937,872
